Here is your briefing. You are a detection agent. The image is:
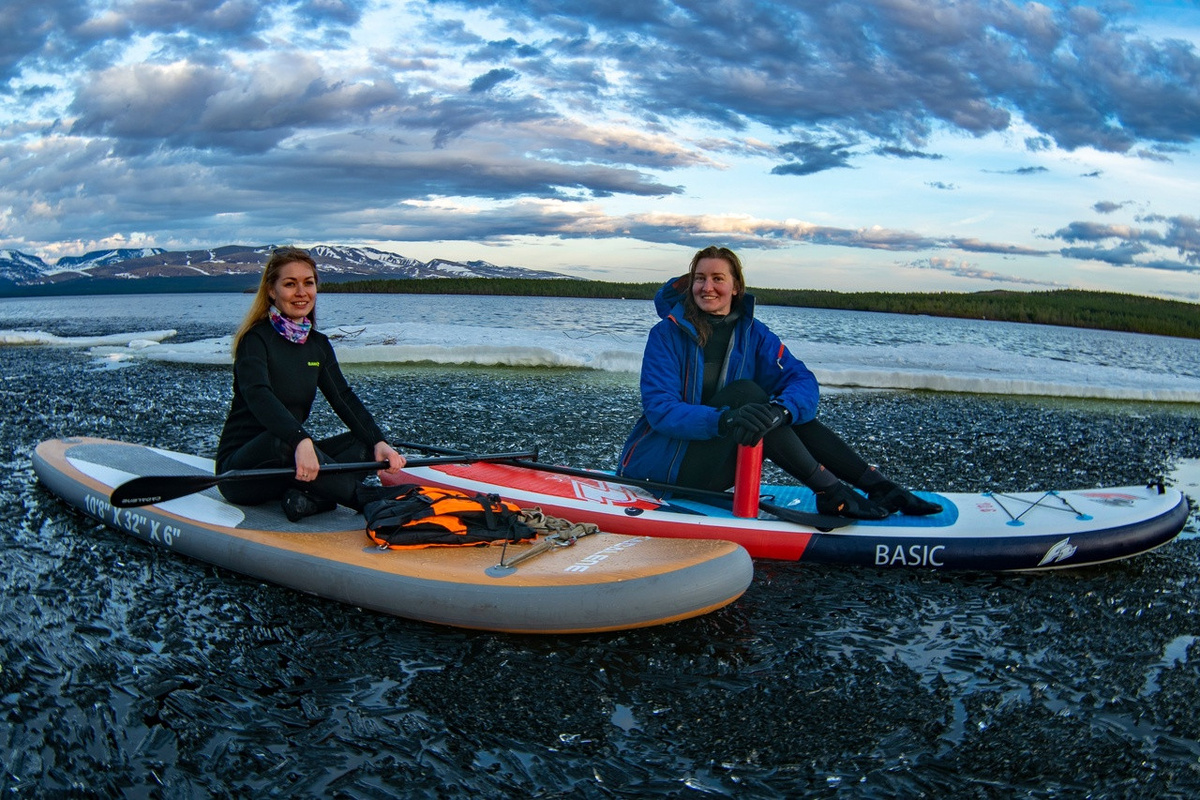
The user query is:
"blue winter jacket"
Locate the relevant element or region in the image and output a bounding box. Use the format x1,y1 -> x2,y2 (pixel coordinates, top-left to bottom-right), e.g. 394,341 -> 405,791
617,276 -> 821,483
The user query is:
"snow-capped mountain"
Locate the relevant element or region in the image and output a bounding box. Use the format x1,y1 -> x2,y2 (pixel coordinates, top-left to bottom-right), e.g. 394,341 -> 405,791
305,245 -> 568,280
0,250 -> 54,285
0,244 -> 573,293
52,248 -> 167,272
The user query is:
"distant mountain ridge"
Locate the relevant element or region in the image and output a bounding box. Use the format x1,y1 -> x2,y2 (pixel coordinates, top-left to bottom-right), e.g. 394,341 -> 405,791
0,244 -> 573,296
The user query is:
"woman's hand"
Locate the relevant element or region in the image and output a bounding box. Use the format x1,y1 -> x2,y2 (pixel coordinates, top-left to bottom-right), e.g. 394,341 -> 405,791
721,403 -> 787,446
294,438 -> 321,481
374,441 -> 405,473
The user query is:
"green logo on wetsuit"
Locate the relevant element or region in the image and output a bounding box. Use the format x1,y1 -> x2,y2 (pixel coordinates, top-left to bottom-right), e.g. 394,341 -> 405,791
308,361 -> 320,367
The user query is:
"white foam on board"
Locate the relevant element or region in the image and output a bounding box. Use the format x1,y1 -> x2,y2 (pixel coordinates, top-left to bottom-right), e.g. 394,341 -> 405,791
67,455 -> 245,528
149,446 -> 215,471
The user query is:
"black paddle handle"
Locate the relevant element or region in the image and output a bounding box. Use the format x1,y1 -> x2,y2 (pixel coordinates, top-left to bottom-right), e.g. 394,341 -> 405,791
390,440 -> 849,529
110,450 -> 538,508
110,460 -> 388,508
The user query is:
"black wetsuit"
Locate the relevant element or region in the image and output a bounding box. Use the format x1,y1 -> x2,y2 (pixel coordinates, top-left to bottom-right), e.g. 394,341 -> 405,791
216,319 -> 385,506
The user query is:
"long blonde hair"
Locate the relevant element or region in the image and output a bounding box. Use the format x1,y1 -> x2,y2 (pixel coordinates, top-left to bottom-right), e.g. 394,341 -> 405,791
231,247 -> 319,356
683,245 -> 746,346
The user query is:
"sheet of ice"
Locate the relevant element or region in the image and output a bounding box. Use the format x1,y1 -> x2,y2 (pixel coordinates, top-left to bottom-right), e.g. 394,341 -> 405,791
0,329 -> 177,347
4,291 -> 1199,402
63,321 -> 1200,402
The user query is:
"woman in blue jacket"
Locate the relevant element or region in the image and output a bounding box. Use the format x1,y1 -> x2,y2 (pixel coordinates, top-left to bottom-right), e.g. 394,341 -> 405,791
618,245 -> 940,520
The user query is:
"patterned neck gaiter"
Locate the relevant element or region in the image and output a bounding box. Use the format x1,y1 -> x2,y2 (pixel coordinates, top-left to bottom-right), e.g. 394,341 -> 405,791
268,305 -> 312,344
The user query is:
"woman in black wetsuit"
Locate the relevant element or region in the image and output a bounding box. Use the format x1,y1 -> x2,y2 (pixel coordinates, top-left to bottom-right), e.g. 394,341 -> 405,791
216,247 -> 404,521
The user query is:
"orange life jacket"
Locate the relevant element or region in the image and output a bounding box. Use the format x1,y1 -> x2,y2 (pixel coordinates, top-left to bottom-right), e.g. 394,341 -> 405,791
364,484 -> 536,549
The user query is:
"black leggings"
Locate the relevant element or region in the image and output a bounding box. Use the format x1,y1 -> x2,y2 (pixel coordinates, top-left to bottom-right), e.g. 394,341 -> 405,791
675,380 -> 870,492
217,431 -> 371,508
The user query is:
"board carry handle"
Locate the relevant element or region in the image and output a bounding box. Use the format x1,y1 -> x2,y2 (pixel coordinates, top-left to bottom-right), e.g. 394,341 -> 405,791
390,440 -> 850,530
109,450 -> 540,508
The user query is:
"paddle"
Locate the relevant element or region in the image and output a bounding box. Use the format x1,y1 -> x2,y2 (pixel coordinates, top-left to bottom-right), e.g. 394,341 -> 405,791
109,450 -> 539,508
390,440 -> 851,530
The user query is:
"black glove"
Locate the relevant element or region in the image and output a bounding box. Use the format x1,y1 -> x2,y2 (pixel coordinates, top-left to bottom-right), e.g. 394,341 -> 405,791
721,403 -> 787,446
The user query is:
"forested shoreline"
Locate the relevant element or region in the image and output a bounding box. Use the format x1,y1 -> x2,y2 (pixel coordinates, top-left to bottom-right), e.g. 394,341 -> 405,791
323,277 -> 1200,340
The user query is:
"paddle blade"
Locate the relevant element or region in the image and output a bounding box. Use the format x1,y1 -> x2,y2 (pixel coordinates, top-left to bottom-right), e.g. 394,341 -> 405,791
109,454 -> 533,509
111,473 -> 221,508
110,461 -> 386,508
759,500 -> 851,531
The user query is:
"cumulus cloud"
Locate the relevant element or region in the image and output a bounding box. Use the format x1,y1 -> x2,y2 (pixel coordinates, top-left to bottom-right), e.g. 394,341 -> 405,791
470,67 -> 518,93
69,55 -> 408,153
908,257 -> 1061,287
328,203 -> 1055,258
0,0 -> 1197,293
772,139 -> 856,175
1049,215 -> 1200,270
876,146 -> 944,160
984,166 -> 1050,175
0,2 -> 93,81
458,0 -> 1200,154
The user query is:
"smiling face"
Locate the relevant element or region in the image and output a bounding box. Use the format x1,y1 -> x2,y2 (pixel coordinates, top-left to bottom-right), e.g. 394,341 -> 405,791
691,256 -> 739,316
269,260 -> 318,322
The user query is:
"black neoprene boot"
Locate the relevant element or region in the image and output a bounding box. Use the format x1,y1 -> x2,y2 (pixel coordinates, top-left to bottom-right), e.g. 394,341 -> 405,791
282,488 -> 337,522
867,481 -> 943,516
816,482 -> 889,520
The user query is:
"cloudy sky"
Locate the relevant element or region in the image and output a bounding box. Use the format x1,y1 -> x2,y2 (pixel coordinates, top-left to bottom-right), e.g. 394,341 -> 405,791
2,0 -> 1199,299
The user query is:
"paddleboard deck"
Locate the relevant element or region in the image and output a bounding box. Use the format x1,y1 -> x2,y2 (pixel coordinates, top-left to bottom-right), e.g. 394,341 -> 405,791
32,438 -> 753,634
384,460 -> 1190,570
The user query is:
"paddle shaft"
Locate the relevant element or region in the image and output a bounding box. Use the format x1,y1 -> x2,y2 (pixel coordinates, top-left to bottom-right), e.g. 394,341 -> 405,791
110,450 -> 539,508
390,440 -> 849,529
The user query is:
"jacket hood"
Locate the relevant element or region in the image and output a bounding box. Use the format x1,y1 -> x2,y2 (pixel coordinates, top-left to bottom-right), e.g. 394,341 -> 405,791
653,275 -> 756,321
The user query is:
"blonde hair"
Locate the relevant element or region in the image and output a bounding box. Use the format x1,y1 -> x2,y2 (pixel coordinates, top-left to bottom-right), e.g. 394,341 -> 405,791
231,247 -> 319,356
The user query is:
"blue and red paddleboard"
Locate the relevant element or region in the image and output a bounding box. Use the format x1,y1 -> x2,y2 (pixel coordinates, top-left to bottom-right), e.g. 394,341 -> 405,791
385,460 -> 1188,570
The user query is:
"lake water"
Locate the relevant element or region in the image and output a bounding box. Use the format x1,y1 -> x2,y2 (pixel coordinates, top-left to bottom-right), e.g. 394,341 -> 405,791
3,293 -> 1200,797
3,292 -> 1200,401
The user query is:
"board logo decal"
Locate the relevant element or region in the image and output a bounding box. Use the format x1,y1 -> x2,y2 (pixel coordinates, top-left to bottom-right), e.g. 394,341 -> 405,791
1038,537 -> 1077,566
875,543 -> 945,567
572,479 -> 659,508
85,492 -> 184,547
1080,492 -> 1139,507
564,536 -> 649,572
